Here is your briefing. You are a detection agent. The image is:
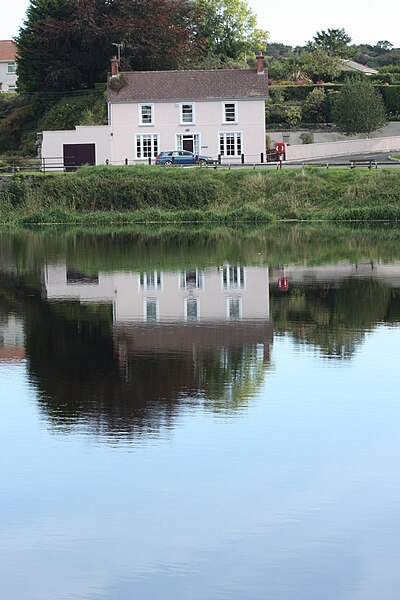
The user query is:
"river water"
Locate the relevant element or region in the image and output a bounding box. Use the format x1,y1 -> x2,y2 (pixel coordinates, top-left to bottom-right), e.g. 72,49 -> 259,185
1,224 -> 400,600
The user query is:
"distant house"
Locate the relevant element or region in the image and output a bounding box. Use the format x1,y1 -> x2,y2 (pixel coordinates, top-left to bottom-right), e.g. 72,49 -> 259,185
40,54 -> 268,169
340,59 -> 378,76
0,40 -> 17,92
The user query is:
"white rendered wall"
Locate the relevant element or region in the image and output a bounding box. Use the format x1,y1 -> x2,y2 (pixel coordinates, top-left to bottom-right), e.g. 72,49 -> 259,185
0,61 -> 17,91
109,99 -> 266,164
41,125 -> 112,170
44,265 -> 270,323
286,136 -> 400,161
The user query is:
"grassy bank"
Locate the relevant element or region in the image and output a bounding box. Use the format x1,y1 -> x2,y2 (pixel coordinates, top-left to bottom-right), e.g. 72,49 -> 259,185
1,165 -> 400,225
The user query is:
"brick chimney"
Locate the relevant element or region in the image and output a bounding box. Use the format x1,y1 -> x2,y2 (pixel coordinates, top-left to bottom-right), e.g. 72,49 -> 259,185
256,52 -> 264,75
111,56 -> 119,77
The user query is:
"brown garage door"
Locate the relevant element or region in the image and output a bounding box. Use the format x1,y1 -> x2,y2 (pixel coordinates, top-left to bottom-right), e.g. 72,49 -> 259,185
63,143 -> 96,171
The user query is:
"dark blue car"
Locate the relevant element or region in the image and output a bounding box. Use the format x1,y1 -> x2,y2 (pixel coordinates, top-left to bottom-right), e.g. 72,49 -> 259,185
155,150 -> 213,166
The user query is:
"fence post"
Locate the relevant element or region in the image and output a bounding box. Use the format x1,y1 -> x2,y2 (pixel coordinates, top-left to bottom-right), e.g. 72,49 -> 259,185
218,154 -> 221,165
148,157 -> 151,165
241,154 -> 244,164
260,152 -> 264,164
106,159 -> 109,165
125,158 -> 128,166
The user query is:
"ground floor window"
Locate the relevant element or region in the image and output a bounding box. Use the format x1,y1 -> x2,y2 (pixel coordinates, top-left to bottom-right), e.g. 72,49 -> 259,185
136,134 -> 159,159
140,271 -> 162,291
222,264 -> 245,289
219,132 -> 242,157
180,269 -> 204,289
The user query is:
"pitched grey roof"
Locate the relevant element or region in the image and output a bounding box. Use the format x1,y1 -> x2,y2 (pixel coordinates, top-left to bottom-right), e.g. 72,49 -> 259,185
108,69 -> 268,102
341,59 -> 378,75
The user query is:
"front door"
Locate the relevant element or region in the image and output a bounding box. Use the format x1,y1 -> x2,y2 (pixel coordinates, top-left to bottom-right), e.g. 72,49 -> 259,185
182,137 -> 194,152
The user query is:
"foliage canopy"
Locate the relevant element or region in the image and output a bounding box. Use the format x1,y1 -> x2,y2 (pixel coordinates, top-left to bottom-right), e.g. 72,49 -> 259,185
333,78 -> 388,135
16,0 -> 268,92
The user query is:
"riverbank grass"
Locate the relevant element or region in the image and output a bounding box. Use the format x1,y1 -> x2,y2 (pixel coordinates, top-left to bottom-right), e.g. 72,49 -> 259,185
1,165 -> 400,224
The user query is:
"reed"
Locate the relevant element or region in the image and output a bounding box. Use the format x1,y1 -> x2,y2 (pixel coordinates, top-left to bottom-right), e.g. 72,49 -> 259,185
1,166 -> 400,224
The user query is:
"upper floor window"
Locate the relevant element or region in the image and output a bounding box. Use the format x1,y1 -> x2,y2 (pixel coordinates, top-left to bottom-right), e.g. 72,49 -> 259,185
180,103 -> 195,124
144,298 -> 159,322
7,62 -> 16,74
227,297 -> 242,320
223,102 -> 237,123
139,104 -> 154,125
185,298 -> 200,321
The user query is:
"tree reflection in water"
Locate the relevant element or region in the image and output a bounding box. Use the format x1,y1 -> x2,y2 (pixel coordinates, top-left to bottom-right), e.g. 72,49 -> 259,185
271,279 -> 399,358
23,301 -> 272,439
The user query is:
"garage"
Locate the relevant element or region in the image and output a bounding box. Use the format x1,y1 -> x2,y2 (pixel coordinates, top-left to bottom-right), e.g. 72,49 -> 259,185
63,143 -> 96,171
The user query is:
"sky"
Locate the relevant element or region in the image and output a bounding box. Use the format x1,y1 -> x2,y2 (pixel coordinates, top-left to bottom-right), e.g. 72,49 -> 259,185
1,0 -> 399,48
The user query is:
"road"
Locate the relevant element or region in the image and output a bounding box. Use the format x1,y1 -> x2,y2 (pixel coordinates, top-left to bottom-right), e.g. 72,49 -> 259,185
298,151 -> 399,164
208,152 -> 400,170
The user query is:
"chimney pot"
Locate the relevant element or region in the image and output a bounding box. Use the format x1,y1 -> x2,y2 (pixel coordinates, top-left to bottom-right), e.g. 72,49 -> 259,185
111,56 -> 119,77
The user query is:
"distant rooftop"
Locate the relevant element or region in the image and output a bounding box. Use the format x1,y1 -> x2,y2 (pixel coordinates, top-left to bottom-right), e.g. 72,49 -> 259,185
341,59 -> 378,75
108,68 -> 269,102
0,40 -> 17,61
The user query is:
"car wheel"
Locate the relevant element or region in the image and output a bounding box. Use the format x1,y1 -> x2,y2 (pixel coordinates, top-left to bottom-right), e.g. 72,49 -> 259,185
198,159 -> 207,167
164,160 -> 172,166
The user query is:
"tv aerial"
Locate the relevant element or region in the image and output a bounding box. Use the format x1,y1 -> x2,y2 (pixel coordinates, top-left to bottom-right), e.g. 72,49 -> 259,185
112,41 -> 124,64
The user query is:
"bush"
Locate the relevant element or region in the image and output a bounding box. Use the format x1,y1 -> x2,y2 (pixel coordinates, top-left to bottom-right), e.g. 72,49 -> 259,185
299,132 -> 314,144
376,85 -> 400,117
333,78 -> 387,135
0,104 -> 35,154
369,73 -> 397,84
302,87 -> 327,123
38,91 -> 106,131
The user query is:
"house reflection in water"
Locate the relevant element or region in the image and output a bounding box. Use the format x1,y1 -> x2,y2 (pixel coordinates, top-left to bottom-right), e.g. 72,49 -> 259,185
41,264 -> 273,432
0,311 -> 25,363
44,263 -> 272,353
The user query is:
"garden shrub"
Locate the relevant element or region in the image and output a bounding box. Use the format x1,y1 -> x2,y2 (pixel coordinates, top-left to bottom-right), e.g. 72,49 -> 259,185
377,85 -> 400,117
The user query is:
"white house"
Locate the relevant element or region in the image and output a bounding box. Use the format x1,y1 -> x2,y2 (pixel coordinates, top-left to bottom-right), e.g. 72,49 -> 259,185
40,55 -> 268,169
0,40 -> 17,92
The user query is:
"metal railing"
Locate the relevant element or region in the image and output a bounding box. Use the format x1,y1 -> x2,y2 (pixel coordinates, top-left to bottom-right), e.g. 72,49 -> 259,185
2,155 -> 398,175
0,157 -> 40,174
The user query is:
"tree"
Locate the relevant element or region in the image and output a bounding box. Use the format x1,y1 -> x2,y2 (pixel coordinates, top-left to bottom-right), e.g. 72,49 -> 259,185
298,48 -> 340,82
16,0 -> 197,92
374,40 -> 394,53
303,87 -> 327,123
282,49 -> 340,83
333,78 -> 387,135
192,0 -> 268,67
310,28 -> 351,57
